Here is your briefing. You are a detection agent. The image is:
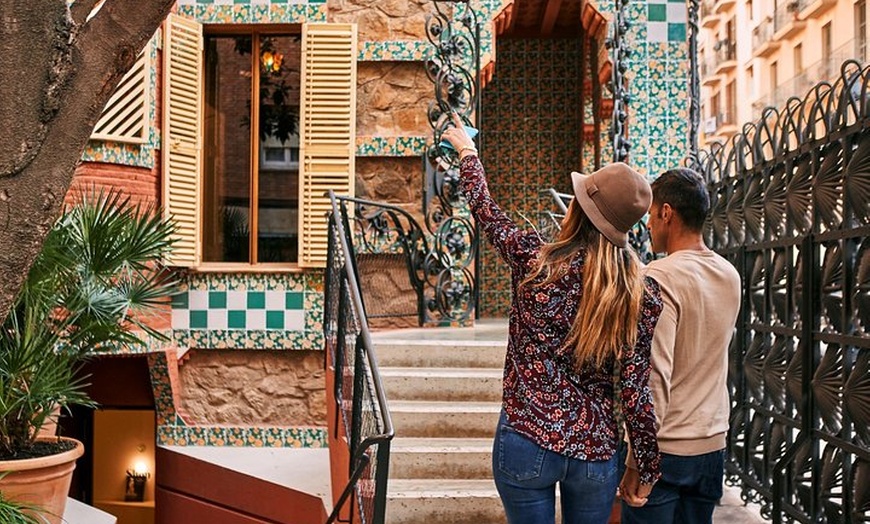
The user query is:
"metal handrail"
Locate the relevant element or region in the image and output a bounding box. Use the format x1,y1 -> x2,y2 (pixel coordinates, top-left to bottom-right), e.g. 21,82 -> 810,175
324,190 -> 394,524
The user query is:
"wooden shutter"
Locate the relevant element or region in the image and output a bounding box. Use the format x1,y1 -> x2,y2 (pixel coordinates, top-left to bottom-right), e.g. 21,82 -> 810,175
162,14 -> 202,267
90,42 -> 152,144
298,23 -> 358,268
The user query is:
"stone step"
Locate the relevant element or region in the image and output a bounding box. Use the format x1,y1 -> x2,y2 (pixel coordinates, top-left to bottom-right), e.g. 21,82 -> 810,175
389,438 -> 492,479
386,479 -> 506,524
389,400 -> 500,438
380,367 -> 502,402
373,340 -> 505,369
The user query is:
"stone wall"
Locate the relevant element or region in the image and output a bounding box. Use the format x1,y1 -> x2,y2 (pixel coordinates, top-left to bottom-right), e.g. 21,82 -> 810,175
179,350 -> 326,426
355,157 -> 422,204
328,0 -> 430,40
357,62 -> 432,137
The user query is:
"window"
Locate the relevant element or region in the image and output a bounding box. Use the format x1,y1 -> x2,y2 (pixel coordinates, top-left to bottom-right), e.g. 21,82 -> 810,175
711,93 -> 721,120
821,22 -> 833,78
770,61 -> 778,94
162,16 -> 358,268
200,33 -> 302,264
725,81 -> 736,124
857,0 -> 867,61
793,43 -> 803,75
747,65 -> 755,99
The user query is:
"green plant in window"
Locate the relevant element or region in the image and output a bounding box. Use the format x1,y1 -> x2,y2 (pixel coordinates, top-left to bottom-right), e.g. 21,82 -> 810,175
236,36 -> 300,144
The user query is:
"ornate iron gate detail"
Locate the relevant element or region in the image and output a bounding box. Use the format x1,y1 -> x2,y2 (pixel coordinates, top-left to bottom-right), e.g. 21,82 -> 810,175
422,0 -> 480,323
699,60 -> 870,524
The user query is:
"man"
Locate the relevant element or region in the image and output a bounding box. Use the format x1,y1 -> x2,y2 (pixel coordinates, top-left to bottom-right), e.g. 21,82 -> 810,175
619,168 -> 741,524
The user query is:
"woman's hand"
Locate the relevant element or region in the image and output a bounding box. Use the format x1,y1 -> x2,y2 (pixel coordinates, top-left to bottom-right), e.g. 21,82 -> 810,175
441,112 -> 478,159
619,467 -> 654,507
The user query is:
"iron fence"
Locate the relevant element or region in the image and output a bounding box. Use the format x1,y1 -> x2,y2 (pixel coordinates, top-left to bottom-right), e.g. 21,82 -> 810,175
697,59 -> 870,523
324,192 -> 394,524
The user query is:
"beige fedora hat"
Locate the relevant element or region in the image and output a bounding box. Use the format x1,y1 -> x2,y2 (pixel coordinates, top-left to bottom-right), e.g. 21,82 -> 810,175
570,163 -> 652,249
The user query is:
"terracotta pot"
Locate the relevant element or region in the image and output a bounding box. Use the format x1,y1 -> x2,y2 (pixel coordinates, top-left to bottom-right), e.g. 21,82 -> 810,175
0,437 -> 84,524
36,405 -> 62,439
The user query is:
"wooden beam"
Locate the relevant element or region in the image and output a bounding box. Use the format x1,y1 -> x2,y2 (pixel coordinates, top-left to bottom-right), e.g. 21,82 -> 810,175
541,0 -> 565,37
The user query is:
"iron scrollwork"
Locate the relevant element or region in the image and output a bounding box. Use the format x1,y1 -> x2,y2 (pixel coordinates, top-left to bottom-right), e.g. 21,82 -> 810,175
699,60 -> 870,523
422,0 -> 480,324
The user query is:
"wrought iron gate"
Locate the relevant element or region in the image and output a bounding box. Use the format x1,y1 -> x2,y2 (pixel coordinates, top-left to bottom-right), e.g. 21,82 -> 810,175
698,60 -> 870,524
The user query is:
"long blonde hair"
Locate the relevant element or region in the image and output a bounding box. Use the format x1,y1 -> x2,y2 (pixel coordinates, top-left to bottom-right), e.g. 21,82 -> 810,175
522,200 -> 646,370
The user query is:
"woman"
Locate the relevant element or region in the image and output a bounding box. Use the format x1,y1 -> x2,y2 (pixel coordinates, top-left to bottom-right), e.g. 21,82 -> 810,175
442,114 -> 663,524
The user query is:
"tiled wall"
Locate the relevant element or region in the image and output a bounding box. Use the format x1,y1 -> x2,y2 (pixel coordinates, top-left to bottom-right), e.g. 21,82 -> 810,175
594,0 -> 691,177
170,272 -> 324,351
479,38 -> 583,317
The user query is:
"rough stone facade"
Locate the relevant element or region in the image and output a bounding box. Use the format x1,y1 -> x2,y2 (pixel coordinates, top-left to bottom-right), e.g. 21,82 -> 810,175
179,350 -> 326,426
357,62 -> 433,137
328,0 -> 431,41
355,157 -> 422,205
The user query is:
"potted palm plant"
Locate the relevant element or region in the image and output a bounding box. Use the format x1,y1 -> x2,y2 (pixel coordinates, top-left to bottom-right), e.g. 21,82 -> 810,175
0,190 -> 178,524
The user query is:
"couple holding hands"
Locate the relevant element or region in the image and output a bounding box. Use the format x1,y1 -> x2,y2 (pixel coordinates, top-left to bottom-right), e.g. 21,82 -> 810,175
441,113 -> 740,524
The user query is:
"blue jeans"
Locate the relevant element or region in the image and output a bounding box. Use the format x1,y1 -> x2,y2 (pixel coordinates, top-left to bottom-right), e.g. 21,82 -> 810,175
492,412 -> 619,524
620,448 -> 725,524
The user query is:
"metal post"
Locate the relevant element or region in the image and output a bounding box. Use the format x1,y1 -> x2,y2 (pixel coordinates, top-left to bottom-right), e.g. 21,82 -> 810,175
687,0 -> 701,167
610,0 -> 632,162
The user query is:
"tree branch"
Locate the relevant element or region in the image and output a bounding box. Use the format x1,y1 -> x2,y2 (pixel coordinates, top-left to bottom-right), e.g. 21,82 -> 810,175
0,0 -> 176,323
70,0 -> 101,26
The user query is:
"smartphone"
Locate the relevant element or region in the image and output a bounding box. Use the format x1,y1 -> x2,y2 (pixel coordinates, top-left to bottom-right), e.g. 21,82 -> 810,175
440,126 -> 479,150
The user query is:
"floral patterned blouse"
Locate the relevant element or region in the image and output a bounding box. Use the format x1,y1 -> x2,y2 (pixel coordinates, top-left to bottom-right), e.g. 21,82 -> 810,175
459,155 -> 663,485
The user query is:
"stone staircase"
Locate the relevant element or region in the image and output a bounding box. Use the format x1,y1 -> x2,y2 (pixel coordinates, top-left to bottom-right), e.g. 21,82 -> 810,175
373,325 -> 508,524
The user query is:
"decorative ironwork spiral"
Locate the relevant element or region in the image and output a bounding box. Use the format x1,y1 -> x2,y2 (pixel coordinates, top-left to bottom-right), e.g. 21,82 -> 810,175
423,0 -> 480,323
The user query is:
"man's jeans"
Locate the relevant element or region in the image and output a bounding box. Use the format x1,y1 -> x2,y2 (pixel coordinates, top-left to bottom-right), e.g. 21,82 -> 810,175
620,448 -> 725,524
492,412 -> 619,524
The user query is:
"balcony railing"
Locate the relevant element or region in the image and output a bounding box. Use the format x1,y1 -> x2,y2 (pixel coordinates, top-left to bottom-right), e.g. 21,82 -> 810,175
795,0 -> 837,18
701,0 -> 719,26
773,2 -> 805,36
753,39 -> 865,113
752,17 -> 776,50
701,0 -> 716,18
715,39 -> 737,67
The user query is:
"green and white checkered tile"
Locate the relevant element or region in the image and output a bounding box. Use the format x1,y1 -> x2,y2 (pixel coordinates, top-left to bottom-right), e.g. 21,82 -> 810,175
172,290 -> 305,331
647,0 -> 688,42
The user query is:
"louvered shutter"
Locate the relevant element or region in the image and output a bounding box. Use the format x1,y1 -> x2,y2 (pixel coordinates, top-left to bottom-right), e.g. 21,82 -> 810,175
298,24 -> 358,268
162,14 -> 202,267
90,42 -> 152,144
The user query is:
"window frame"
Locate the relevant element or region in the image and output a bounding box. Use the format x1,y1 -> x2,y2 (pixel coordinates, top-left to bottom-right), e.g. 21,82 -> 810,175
200,25 -> 303,271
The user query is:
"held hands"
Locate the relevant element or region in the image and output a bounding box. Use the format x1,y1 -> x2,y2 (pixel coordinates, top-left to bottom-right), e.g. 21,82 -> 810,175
441,112 -> 478,159
618,467 -> 654,507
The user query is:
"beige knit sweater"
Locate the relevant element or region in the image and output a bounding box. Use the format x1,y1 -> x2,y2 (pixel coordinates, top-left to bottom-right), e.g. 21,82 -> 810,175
642,249 -> 741,456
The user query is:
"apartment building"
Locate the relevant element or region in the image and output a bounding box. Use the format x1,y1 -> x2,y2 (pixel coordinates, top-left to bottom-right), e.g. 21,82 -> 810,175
700,0 -> 869,145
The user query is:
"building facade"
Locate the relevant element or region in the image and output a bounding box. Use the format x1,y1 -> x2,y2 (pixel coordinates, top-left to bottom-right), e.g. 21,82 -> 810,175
700,0 -> 869,145
67,0 -> 695,521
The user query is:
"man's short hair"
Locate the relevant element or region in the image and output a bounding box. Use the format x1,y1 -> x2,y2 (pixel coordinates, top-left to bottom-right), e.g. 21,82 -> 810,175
651,168 -> 710,232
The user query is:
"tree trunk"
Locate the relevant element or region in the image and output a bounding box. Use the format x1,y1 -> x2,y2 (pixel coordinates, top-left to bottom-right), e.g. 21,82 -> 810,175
0,0 -> 176,323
